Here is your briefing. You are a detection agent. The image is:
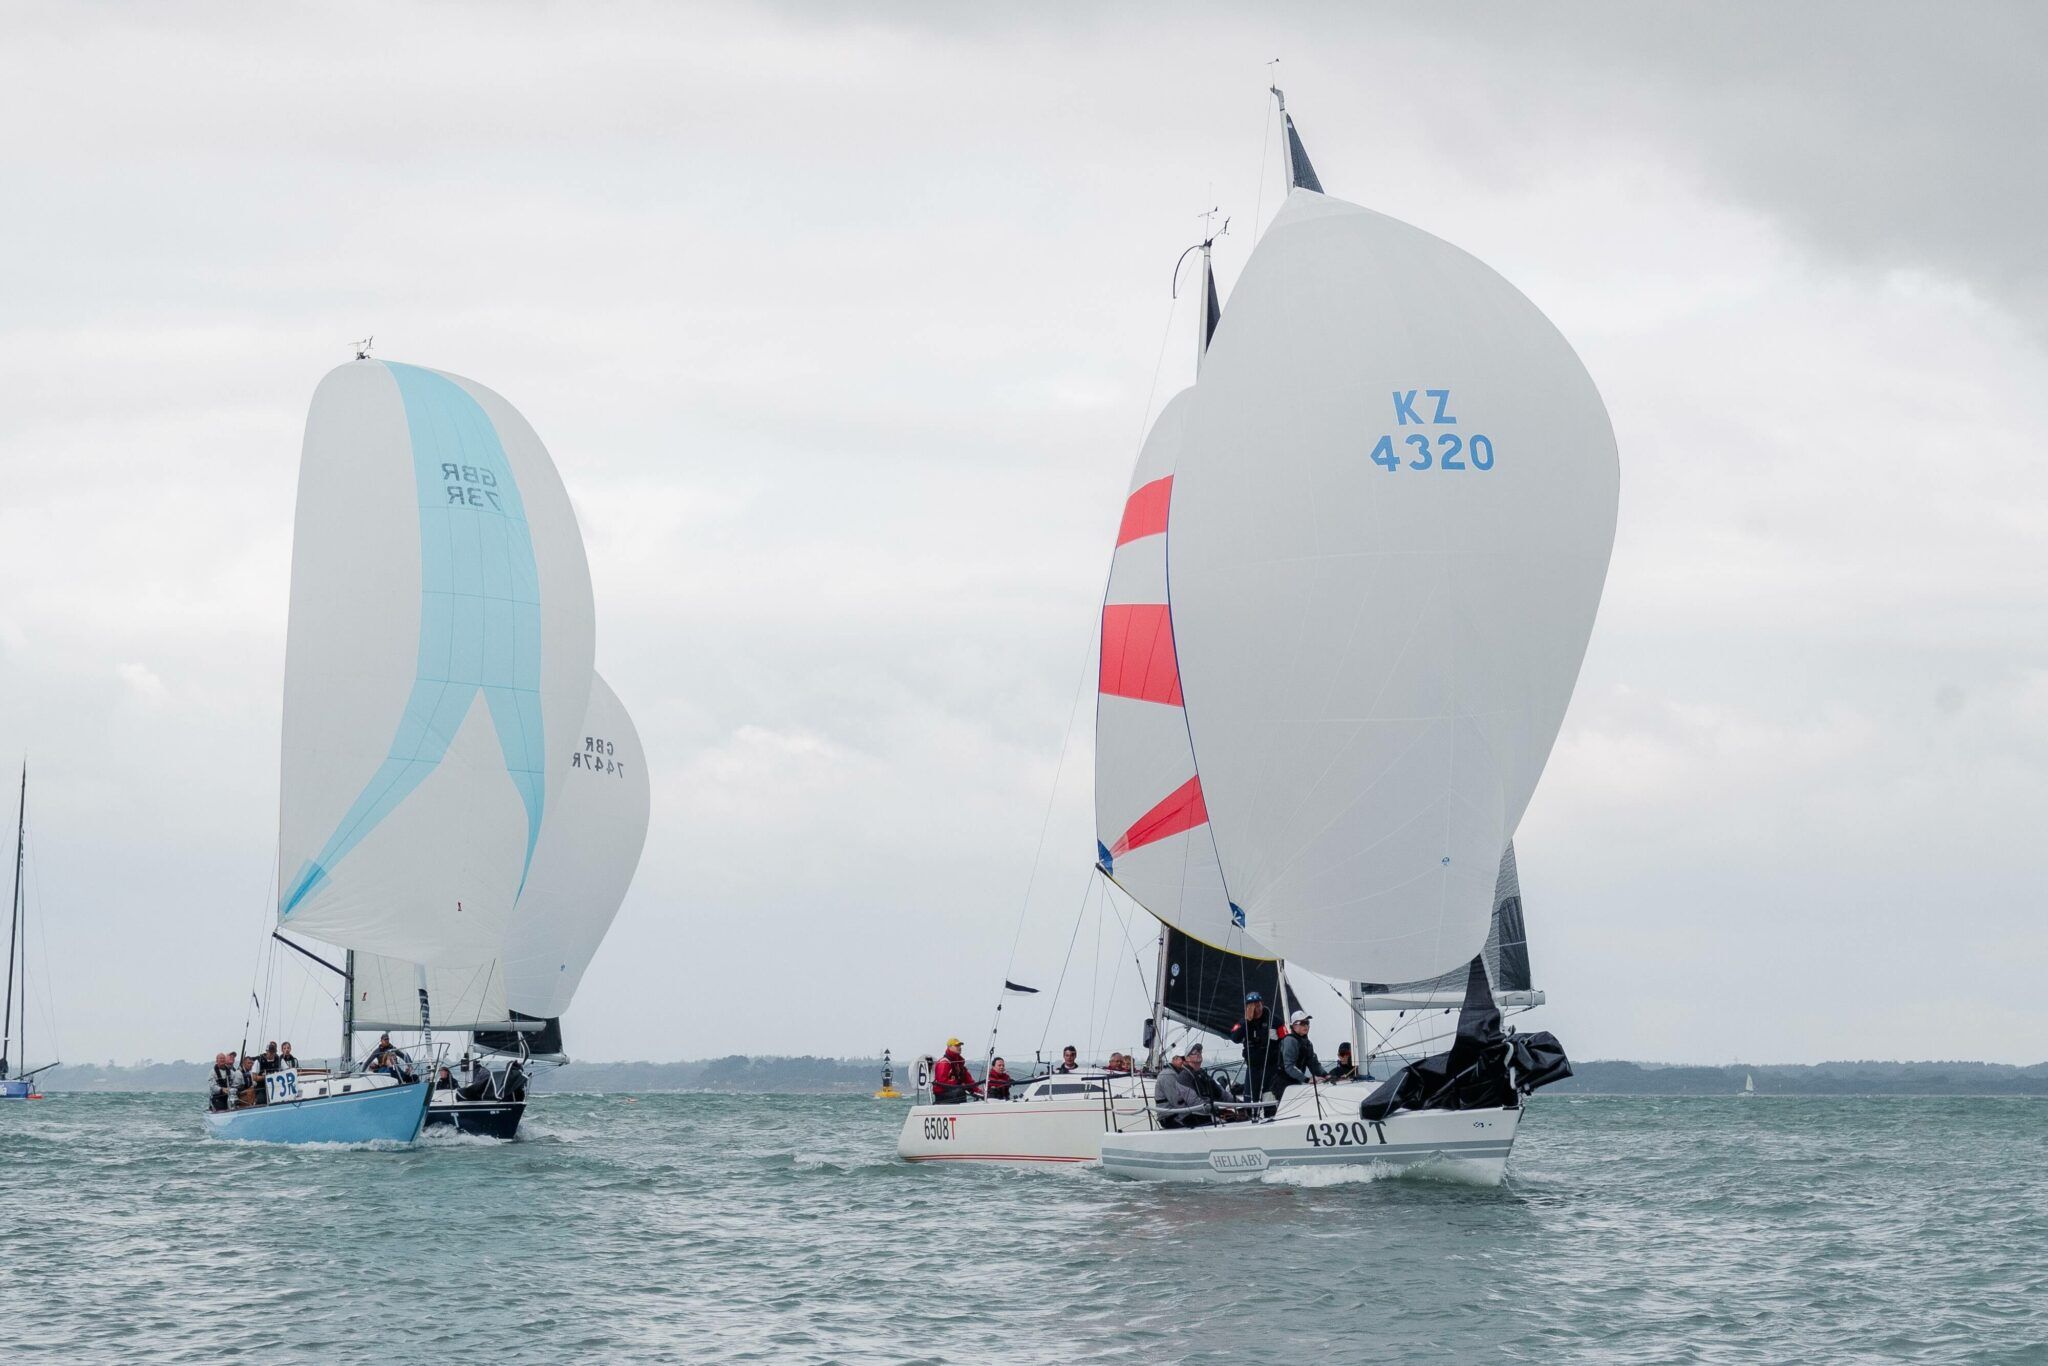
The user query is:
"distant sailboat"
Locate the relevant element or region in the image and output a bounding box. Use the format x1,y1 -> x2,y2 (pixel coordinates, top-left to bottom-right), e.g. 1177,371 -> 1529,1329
1,765 -> 57,1101
209,356 -> 602,1144
1098,87 -> 1615,1184
1742,1072 -> 1756,1097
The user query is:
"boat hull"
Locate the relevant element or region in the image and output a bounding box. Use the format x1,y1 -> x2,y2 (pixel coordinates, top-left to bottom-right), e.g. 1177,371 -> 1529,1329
204,1080 -> 428,1146
1099,1085 -> 1521,1184
899,1090 -> 1156,1164
424,1096 -> 525,1139
1,1079 -> 42,1100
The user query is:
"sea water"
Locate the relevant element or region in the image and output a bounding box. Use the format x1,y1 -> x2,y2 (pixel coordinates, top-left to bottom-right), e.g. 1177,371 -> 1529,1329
2,1093 -> 2043,1361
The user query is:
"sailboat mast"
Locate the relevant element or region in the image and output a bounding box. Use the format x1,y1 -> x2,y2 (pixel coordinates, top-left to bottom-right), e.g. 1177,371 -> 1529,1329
2,763 -> 24,1079
341,949 -> 355,1067
1145,924 -> 1169,1071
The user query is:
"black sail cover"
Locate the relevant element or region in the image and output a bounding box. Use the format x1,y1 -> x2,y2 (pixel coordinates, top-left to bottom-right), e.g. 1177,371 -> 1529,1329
1159,925 -> 1295,1039
1357,842 -> 1533,1001
1359,959 -> 1574,1121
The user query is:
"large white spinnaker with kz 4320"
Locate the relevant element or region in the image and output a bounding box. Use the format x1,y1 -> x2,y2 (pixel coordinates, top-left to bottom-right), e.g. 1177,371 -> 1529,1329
1098,90 -> 1614,1184
210,355 -> 644,1144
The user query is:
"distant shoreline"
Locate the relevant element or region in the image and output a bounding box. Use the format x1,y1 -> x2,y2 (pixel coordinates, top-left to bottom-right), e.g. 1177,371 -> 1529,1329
31,1055 -> 2048,1097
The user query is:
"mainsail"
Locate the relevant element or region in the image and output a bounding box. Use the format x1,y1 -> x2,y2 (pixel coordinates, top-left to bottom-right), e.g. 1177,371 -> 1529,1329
276,360 -> 595,971
1164,108 -> 1619,987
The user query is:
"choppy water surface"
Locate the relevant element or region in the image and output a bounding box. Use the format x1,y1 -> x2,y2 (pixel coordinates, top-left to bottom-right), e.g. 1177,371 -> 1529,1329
3,1093 -> 2044,1361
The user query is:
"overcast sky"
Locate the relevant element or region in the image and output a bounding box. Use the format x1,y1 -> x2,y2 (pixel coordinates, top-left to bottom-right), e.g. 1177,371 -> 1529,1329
3,3 -> 2044,1069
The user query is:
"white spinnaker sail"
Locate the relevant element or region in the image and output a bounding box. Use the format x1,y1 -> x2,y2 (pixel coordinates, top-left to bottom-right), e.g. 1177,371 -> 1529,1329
1168,188 -> 1618,985
276,360 -> 595,966
349,954 -> 510,1031
1093,389 -> 1271,958
501,673 -> 649,1020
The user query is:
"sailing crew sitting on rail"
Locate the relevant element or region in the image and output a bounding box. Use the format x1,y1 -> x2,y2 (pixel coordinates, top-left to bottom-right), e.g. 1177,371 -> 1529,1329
365,1033 -> 402,1077
1054,1045 -> 1080,1074
1104,1053 -> 1130,1075
1182,1043 -> 1225,1105
209,1053 -> 234,1111
1274,1011 -> 1329,1101
278,1042 -> 298,1070
931,1039 -> 982,1104
1154,1053 -> 1210,1128
1326,1042 -> 1360,1083
261,1041 -> 281,1072
1229,992 -> 1279,1102
240,1054 -> 266,1106
985,1058 -> 1014,1101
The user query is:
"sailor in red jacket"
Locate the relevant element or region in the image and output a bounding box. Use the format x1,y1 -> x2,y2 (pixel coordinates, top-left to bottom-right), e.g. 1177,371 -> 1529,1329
932,1038 -> 983,1105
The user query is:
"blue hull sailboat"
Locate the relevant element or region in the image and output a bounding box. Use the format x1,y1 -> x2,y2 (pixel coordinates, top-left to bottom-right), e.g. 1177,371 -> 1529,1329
206,1076 -> 428,1145
209,351 -> 612,1142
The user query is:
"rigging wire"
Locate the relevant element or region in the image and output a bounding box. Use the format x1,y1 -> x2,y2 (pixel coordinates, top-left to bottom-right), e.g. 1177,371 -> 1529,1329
1032,866 -> 1099,1064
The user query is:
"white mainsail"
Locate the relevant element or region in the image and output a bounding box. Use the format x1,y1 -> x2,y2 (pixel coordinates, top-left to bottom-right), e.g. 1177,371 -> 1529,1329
276,359 -> 595,969
350,955 -> 509,1032
1166,186 -> 1619,986
500,672 -> 650,1021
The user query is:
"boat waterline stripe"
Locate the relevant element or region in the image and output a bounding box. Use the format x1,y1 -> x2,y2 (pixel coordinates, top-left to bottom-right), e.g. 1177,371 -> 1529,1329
283,363 -> 546,916
1098,1140 -> 1514,1168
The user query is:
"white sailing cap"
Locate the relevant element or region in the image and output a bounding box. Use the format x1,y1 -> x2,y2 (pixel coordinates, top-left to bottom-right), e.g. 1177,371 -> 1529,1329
1288,1010 -> 1312,1025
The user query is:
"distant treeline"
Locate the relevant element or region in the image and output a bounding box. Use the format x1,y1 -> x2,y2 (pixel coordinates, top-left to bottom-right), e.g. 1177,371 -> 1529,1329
36,1055 -> 2048,1096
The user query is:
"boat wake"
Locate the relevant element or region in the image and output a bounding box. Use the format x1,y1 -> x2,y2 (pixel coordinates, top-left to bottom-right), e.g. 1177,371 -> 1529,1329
418,1126 -> 511,1149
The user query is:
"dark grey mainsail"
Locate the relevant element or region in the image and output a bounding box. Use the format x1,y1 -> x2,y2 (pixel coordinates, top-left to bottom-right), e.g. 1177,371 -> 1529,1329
1354,844 -> 1541,1010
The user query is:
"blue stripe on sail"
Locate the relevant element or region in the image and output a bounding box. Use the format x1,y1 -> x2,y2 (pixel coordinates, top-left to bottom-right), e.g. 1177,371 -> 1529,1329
282,362 -> 547,917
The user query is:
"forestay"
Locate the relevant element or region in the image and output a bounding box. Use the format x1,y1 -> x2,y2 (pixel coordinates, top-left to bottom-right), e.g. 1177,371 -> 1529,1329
276,360 -> 595,967
1167,188 -> 1618,986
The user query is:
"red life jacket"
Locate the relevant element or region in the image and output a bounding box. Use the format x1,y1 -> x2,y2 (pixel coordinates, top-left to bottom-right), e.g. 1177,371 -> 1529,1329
933,1051 -> 980,1095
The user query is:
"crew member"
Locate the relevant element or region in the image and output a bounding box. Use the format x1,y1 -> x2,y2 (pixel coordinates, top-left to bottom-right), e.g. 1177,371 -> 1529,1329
986,1057 -> 1014,1101
1276,1010 -> 1328,1101
1054,1045 -> 1080,1074
931,1038 -> 982,1105
1229,992 -> 1280,1102
278,1042 -> 298,1070
1327,1041 -> 1360,1083
1153,1052 -> 1208,1128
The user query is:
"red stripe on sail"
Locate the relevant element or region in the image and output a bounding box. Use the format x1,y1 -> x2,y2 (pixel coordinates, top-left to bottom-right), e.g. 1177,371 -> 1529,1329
1115,476 -> 1173,546
1110,776 -> 1207,859
1099,603 -> 1182,705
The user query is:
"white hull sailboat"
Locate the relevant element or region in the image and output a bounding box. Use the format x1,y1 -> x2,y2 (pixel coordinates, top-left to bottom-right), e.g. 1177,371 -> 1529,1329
1094,89 -> 1618,1185
898,1071 -> 1157,1165
1101,1089 -> 1521,1185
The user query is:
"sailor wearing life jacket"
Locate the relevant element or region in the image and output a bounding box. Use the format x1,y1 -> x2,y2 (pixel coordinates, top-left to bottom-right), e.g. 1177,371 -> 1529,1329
931,1039 -> 983,1105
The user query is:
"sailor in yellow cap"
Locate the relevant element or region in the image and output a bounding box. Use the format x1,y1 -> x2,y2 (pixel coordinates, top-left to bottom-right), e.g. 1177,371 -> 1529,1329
932,1037 -> 981,1104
